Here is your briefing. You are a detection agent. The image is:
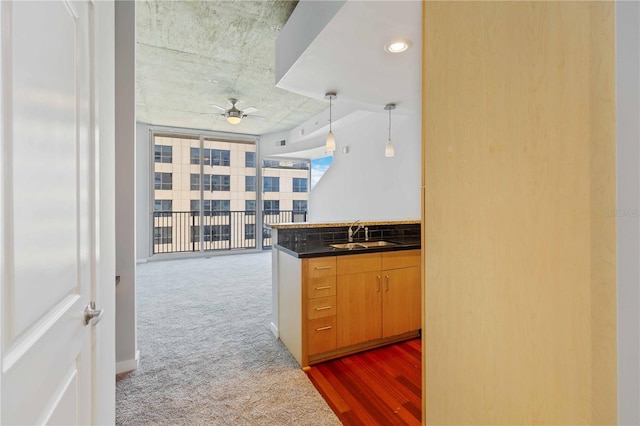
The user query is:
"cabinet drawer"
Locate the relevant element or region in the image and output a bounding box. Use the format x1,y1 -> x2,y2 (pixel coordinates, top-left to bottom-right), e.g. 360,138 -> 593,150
308,276 -> 337,299
307,257 -> 337,278
307,296 -> 337,319
336,253 -> 381,275
382,249 -> 420,270
307,317 -> 337,355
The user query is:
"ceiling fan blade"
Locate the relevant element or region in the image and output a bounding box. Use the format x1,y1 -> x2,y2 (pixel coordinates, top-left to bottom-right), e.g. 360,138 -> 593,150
242,106 -> 258,114
210,104 -> 226,112
244,114 -> 265,121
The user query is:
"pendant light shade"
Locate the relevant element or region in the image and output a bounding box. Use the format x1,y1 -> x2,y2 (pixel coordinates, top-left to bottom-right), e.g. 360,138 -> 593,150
325,92 -> 337,152
385,138 -> 395,157
384,103 -> 396,157
326,130 -> 336,151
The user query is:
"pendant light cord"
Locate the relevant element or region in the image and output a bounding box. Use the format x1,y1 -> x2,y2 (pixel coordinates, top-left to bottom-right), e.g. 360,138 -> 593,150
329,97 -> 333,132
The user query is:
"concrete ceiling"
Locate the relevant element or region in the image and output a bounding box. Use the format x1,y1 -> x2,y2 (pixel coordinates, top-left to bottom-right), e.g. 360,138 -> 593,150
136,1 -> 422,139
136,0 -> 328,135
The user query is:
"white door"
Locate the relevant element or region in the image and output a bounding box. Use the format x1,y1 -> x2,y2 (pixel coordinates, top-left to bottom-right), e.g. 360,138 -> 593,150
1,1 -> 113,424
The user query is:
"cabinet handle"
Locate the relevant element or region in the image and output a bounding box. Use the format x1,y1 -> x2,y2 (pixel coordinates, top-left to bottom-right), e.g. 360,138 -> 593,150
315,325 -> 333,331
385,275 -> 390,291
314,286 -> 332,290
314,266 -> 332,270
376,275 -> 381,292
315,306 -> 332,311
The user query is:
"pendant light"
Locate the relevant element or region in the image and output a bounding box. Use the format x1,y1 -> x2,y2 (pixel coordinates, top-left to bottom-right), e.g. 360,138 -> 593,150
325,92 -> 337,152
384,103 -> 396,157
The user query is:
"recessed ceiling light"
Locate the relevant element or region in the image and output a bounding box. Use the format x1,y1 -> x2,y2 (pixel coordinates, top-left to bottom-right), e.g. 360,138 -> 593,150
385,39 -> 412,53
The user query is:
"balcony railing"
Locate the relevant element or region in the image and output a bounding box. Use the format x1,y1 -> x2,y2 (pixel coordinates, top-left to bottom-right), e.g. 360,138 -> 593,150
152,210 -> 307,254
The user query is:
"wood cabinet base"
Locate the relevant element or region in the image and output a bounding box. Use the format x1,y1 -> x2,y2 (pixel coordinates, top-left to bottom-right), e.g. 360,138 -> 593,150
307,330 -> 420,367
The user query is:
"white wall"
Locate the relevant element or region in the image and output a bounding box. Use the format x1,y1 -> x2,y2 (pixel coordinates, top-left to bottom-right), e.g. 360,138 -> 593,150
262,110 -> 421,222
616,2 -> 640,423
136,122 -> 150,262
96,0 -> 116,421
115,0 -> 138,373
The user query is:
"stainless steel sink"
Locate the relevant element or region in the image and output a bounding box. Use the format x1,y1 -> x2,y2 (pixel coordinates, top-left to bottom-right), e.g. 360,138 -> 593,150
329,240 -> 399,250
330,242 -> 367,250
357,241 -> 399,248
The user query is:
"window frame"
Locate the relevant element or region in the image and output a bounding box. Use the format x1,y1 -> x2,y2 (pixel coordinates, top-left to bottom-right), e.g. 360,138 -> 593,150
154,172 -> 172,190
263,176 -> 280,192
292,177 -> 308,193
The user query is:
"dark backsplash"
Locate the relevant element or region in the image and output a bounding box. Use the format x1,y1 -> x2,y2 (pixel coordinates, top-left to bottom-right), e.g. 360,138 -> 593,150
276,223 -> 421,246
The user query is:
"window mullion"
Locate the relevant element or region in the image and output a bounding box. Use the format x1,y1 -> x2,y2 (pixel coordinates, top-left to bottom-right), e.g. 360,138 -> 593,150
199,136 -> 204,251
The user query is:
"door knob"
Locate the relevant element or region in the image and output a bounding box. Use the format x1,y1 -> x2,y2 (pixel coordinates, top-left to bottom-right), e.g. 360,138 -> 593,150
84,301 -> 104,326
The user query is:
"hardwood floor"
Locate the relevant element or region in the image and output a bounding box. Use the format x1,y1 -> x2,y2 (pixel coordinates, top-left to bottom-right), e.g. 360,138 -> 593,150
305,338 -> 422,425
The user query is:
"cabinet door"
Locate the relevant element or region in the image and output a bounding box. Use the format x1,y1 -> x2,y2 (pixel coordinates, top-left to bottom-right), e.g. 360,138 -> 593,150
337,271 -> 382,347
382,266 -> 421,337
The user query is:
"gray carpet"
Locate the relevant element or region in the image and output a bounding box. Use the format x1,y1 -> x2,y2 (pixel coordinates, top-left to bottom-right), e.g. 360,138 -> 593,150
116,252 -> 341,426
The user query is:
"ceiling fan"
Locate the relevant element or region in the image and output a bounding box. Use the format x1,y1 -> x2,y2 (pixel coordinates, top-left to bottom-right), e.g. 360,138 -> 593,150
211,98 -> 259,125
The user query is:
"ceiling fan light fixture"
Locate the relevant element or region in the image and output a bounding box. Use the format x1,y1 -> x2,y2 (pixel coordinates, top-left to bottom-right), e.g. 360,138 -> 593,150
226,113 -> 243,125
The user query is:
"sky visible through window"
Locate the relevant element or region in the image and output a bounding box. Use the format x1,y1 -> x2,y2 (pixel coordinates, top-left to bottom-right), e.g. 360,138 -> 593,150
310,156 -> 333,190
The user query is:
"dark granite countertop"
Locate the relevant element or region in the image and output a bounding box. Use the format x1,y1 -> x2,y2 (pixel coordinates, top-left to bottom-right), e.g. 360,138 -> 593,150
274,236 -> 421,258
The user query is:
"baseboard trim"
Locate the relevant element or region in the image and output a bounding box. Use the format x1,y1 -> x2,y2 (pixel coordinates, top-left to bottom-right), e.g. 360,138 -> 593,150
116,350 -> 140,374
270,322 -> 279,338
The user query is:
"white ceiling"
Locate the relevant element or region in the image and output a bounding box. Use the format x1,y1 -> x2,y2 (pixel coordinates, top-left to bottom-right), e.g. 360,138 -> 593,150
276,1 -> 422,115
136,1 -> 421,137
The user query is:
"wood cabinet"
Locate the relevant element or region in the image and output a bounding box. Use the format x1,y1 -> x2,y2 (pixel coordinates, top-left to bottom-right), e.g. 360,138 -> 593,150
279,248 -> 421,368
277,250 -> 422,368
382,266 -> 420,337
304,257 -> 337,356
337,250 -> 420,348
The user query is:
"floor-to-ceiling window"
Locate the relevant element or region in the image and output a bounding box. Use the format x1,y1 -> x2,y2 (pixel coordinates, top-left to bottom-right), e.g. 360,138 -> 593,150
152,133 -> 258,254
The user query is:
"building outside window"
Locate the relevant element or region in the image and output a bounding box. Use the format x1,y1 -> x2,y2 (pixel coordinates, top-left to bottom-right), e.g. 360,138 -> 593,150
246,200 -> 256,215
263,176 -> 280,192
154,200 -> 173,217
264,200 -> 280,214
190,147 -> 201,164
245,176 -> 256,192
154,145 -> 172,163
190,174 -> 200,190
293,200 -> 307,214
292,177 -> 307,193
205,225 -> 230,242
154,172 -> 172,190
245,224 -> 256,240
190,200 -> 200,216
211,200 -> 230,216
151,134 -> 308,254
210,149 -> 230,166
154,227 -> 172,244
245,152 -> 256,168
212,175 -> 231,191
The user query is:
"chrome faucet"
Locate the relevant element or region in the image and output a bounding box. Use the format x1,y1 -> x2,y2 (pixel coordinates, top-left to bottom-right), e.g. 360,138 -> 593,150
348,220 -> 363,242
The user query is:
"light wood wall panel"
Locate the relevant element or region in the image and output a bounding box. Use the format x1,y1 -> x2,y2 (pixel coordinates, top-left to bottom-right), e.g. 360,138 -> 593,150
422,2 -> 616,424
